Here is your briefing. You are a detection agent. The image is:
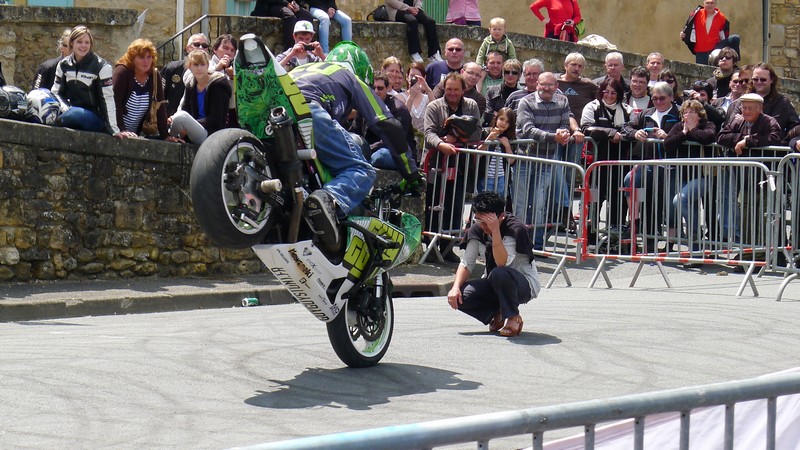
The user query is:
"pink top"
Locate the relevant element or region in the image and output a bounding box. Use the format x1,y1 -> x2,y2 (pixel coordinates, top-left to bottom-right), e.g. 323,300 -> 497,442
446,0 -> 481,23
530,0 -> 582,37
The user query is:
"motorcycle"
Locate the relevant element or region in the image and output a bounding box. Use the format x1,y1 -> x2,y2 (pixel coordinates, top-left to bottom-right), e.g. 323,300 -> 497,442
189,34 -> 421,367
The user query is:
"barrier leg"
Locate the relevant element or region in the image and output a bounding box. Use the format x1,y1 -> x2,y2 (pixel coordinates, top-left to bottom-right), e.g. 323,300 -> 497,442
589,256 -> 613,288
420,234 -> 444,264
630,261 -> 645,287
735,262 -> 759,297
656,261 -> 673,288
545,255 -> 572,288
776,273 -> 798,302
630,261 -> 672,288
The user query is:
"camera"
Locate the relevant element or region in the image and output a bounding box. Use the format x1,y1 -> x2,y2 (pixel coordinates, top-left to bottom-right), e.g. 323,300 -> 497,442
303,44 -> 314,51
410,77 -> 418,87
682,89 -> 694,101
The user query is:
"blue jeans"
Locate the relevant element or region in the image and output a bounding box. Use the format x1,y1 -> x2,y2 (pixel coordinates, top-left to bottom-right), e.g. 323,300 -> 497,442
310,8 -> 353,53
623,165 -> 679,232
673,177 -> 706,240
310,102 -> 376,214
58,106 -> 106,133
512,161 -> 553,249
719,167 -> 739,240
370,147 -> 396,170
478,175 -> 506,197
554,142 -> 581,209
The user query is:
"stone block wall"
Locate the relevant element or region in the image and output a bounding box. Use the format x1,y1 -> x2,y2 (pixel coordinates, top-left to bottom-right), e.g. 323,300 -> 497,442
0,120 -> 266,281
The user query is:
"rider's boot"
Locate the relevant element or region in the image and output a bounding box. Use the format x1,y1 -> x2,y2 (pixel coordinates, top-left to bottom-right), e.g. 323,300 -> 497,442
305,189 -> 341,253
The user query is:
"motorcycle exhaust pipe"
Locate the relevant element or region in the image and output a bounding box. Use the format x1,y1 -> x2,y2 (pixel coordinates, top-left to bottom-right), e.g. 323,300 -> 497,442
260,179 -> 283,193
269,107 -> 298,164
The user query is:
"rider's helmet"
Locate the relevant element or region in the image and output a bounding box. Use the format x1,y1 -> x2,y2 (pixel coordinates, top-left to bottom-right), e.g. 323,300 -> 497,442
325,41 -> 374,86
0,85 -> 29,120
26,88 -> 62,125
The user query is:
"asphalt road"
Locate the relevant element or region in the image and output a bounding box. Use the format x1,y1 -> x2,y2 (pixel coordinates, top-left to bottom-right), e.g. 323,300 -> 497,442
1,264 -> 799,449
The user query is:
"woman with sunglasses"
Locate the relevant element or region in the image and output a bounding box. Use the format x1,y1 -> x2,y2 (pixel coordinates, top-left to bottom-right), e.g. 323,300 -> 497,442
705,47 -> 738,99
32,28 -> 71,91
483,59 -> 521,126
658,69 -> 682,106
581,78 -> 633,240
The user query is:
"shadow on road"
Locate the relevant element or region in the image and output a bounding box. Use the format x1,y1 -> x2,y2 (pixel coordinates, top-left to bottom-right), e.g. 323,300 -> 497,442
245,363 -> 481,410
458,330 -> 562,346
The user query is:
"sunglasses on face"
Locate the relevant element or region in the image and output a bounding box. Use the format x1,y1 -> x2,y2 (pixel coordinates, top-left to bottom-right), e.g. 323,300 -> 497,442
446,47 -> 463,52
191,42 -> 210,49
663,79 -> 676,84
732,79 -> 750,84
504,70 -> 519,76
719,55 -> 733,61
753,77 -> 770,83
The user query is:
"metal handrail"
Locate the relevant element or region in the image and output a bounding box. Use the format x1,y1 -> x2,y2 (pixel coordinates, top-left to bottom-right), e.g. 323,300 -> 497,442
234,371 -> 800,450
156,14 -> 233,66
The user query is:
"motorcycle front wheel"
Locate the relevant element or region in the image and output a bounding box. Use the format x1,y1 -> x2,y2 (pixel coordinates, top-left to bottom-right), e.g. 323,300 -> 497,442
326,273 -> 394,368
190,129 -> 277,249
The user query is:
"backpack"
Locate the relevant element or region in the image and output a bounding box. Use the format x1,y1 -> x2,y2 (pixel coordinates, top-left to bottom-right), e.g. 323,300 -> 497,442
367,5 -> 389,21
681,6 -> 701,55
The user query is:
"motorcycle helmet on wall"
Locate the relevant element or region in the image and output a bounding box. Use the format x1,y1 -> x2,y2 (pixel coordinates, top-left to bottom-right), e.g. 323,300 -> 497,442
26,88 -> 62,125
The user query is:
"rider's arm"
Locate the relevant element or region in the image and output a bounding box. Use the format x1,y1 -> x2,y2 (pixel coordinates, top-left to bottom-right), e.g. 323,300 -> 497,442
371,117 -> 418,178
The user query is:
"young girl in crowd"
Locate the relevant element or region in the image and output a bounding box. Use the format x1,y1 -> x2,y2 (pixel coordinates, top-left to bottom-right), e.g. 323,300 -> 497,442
167,50 -> 232,144
478,107 -> 516,195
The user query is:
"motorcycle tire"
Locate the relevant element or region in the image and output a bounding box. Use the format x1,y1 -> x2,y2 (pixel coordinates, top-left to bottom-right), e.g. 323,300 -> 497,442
326,273 -> 394,368
190,128 -> 277,249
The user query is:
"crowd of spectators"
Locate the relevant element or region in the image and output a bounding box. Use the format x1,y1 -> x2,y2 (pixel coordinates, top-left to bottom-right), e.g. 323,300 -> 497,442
9,11 -> 800,272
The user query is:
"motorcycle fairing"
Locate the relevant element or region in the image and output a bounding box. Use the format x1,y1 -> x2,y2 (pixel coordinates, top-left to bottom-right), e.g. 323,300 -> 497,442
235,33 -> 312,143
251,215 -> 414,322
252,240 -> 351,322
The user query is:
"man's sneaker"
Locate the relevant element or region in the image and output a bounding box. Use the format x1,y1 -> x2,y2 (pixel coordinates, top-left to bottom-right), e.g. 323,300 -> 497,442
410,52 -> 424,63
304,189 -> 340,249
429,51 -> 443,62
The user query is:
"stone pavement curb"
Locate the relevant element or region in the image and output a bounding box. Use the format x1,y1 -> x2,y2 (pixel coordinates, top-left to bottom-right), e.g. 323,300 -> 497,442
0,264 -> 456,322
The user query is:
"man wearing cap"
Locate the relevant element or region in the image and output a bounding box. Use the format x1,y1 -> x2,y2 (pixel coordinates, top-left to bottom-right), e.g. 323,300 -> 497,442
276,21 -> 326,71
718,93 -> 782,155
251,0 -> 315,50
716,92 -> 782,241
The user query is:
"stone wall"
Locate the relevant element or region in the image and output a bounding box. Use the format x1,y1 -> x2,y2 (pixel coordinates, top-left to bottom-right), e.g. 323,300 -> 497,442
0,119 -> 266,281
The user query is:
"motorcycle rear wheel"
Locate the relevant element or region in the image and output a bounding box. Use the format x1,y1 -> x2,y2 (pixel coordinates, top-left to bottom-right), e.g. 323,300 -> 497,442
190,129 -> 277,249
326,273 -> 394,368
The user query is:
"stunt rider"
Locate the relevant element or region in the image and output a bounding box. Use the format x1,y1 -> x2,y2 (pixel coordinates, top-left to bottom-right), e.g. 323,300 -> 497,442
289,41 -> 423,252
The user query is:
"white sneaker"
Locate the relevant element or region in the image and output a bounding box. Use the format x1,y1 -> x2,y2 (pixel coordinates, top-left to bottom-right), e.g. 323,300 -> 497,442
428,51 -> 443,62
410,52 -> 424,63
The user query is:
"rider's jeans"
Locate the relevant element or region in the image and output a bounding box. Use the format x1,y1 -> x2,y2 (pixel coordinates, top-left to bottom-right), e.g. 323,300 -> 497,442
310,102 -> 376,214
58,106 -> 106,133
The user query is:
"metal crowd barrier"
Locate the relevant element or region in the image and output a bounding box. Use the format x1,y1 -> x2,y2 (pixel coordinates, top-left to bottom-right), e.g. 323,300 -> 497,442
420,139 -> 588,288
237,371 -> 800,450
420,137 -> 796,297
580,139 -> 793,297
773,153 -> 800,301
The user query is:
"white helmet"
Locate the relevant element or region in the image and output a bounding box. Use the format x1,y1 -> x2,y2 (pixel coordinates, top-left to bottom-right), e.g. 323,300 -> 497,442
26,88 -> 61,125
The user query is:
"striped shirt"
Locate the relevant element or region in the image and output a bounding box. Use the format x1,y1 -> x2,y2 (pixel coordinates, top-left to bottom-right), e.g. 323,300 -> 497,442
123,80 -> 149,133
516,92 -> 570,158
